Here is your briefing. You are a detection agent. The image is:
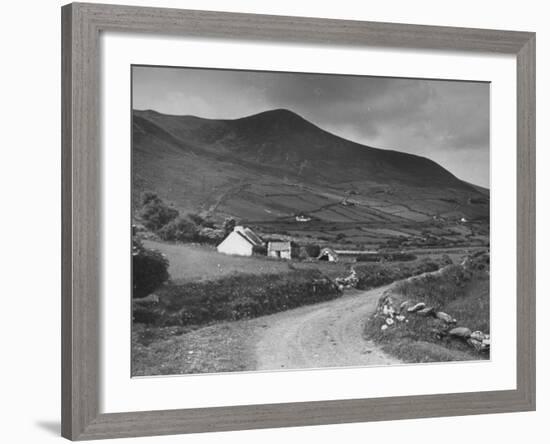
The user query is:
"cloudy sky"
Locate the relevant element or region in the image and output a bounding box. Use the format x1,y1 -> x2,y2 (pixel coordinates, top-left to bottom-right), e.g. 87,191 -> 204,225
133,66 -> 490,188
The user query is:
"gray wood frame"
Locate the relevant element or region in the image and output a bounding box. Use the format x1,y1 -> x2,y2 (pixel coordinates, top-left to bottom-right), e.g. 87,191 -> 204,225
61,2 -> 536,440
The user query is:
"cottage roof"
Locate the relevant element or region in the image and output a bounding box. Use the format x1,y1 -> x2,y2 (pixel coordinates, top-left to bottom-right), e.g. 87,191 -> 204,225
268,241 -> 292,251
234,226 -> 264,247
318,247 -> 338,258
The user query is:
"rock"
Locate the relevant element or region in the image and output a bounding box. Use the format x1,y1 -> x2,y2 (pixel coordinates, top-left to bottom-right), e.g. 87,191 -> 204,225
383,305 -> 395,317
385,317 -> 395,326
449,327 -> 471,338
399,300 -> 411,312
468,338 -> 483,351
381,324 -> 388,331
470,331 -> 485,342
436,311 -> 456,323
407,302 -> 426,313
417,307 -> 435,317
396,315 -> 406,322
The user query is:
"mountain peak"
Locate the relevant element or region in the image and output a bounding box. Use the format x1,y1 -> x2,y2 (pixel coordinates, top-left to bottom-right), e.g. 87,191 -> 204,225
236,108 -> 306,124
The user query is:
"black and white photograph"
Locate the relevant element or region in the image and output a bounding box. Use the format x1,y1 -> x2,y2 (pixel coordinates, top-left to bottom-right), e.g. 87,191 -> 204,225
131,65 -> 490,377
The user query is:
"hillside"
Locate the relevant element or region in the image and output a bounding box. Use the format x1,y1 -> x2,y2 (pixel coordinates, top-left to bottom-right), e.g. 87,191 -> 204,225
132,108 -> 489,227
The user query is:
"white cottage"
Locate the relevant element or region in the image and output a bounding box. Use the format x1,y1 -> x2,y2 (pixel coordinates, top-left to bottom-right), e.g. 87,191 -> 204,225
216,226 -> 264,256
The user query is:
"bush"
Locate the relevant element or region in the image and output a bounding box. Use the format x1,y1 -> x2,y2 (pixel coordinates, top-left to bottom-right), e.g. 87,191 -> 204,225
197,227 -> 225,245
139,197 -> 179,231
222,217 -> 236,236
356,254 -> 382,262
157,217 -> 199,242
355,258 -> 443,290
252,244 -> 267,256
133,270 -> 342,326
141,191 -> 160,206
132,239 -> 169,298
298,244 -> 320,260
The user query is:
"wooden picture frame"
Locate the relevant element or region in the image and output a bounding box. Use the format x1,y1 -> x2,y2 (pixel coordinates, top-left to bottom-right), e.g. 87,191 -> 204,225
61,2 -> 535,440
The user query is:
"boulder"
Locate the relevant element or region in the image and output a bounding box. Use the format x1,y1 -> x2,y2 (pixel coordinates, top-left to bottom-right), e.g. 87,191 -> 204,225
385,317 -> 395,326
396,315 -> 406,322
436,311 -> 456,323
470,331 -> 485,342
449,327 -> 472,338
468,338 -> 489,352
399,300 -> 412,312
383,305 -> 395,317
407,302 -> 426,313
381,324 -> 388,331
417,307 -> 435,317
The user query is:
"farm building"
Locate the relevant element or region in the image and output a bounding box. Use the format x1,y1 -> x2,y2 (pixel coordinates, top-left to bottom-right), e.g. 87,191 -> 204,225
295,214 -> 312,222
318,247 -> 338,262
267,241 -> 297,260
217,226 -> 264,257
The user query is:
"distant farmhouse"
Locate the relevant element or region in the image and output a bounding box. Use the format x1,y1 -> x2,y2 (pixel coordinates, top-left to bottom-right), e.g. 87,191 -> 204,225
217,226 -> 264,257
267,241 -> 297,260
295,214 -> 312,222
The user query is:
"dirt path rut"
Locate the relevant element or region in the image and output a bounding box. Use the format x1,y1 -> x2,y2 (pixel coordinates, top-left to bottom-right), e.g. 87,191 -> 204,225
254,285 -> 401,370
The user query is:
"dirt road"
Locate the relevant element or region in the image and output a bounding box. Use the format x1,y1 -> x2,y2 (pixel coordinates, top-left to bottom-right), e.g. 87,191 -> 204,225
253,285 -> 401,370
133,285 -> 401,376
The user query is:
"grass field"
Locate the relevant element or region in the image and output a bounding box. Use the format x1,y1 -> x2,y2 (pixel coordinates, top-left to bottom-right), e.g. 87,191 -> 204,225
143,239 -> 349,282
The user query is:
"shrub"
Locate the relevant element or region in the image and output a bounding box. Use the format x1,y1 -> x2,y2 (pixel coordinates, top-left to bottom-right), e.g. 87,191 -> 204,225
302,244 -> 321,258
252,244 -> 267,256
222,217 -> 236,236
356,254 -> 382,262
141,190 -> 160,206
197,227 -> 225,245
132,239 -> 169,299
139,198 -> 179,231
157,217 -> 199,242
187,212 -> 208,227
133,270 -> 342,326
355,258 -> 443,290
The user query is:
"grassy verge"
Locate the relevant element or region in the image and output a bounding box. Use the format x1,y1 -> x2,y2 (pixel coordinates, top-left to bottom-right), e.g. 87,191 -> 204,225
354,257 -> 448,290
133,269 -> 342,327
364,252 -> 490,363
132,322 -> 257,375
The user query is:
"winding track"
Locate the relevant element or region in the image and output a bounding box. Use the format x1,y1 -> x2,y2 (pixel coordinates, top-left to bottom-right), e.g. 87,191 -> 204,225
253,285 -> 401,370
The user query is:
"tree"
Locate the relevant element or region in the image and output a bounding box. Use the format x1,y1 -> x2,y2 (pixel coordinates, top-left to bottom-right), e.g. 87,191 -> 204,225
157,217 -> 199,242
139,197 -> 179,231
222,217 -> 236,236
132,238 -> 169,298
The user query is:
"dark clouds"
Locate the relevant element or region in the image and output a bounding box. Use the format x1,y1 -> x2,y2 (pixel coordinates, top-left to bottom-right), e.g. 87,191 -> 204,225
133,66 -> 489,187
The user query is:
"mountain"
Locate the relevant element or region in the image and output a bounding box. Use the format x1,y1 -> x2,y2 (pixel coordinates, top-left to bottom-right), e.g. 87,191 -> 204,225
132,108 -> 489,224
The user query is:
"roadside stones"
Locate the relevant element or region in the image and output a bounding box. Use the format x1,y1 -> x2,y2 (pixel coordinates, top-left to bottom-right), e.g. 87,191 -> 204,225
417,306 -> 435,317
468,331 -> 490,352
407,302 -> 426,313
470,330 -> 485,342
435,311 -> 456,324
383,304 -> 395,317
449,327 -> 472,338
335,268 -> 359,289
468,338 -> 483,351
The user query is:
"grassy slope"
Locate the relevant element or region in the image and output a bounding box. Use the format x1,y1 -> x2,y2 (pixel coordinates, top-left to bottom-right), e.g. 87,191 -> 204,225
132,109 -> 490,227
364,262 -> 490,363
143,239 -> 349,282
